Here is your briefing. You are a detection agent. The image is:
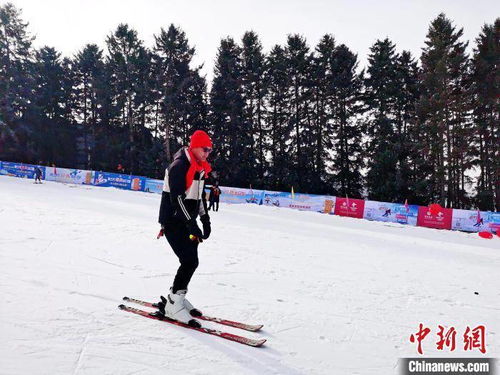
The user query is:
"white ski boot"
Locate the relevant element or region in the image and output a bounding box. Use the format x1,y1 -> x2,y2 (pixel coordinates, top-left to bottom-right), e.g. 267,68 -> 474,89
163,290 -> 201,328
184,295 -> 203,317
161,287 -> 202,317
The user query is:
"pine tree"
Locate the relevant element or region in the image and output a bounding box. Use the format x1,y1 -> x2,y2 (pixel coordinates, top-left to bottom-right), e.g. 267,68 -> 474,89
364,38 -> 417,202
265,44 -> 292,190
106,24 -> 152,174
186,71 -> 208,134
284,34 -> 313,191
471,18 -> 500,211
32,46 -> 74,164
0,3 -> 35,161
58,57 -> 78,167
131,41 -> 155,175
310,34 -> 336,193
152,24 -> 207,164
209,37 -> 248,187
241,31 -> 267,185
364,39 -> 397,201
328,44 -> 364,197
73,44 -> 106,168
418,13 -> 471,208
394,51 -> 420,203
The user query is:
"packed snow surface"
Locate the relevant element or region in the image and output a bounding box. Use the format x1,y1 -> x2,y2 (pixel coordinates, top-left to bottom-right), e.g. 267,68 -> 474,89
1,176 -> 499,375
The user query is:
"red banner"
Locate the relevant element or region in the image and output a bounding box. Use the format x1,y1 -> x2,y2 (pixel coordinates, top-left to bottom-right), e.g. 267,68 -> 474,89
417,206 -> 453,230
334,198 -> 365,219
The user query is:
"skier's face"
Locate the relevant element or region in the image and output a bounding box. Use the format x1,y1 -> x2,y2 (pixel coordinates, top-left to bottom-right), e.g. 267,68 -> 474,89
191,146 -> 212,162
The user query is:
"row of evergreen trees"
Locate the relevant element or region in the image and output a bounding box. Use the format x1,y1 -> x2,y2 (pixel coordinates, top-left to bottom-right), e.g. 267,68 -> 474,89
1,3 -> 498,210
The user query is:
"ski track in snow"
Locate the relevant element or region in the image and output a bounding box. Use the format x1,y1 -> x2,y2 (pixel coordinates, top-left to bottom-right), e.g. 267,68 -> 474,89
1,175 -> 499,375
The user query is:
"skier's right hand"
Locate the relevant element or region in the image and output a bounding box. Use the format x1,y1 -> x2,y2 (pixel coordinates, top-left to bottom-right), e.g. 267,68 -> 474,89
187,219 -> 203,240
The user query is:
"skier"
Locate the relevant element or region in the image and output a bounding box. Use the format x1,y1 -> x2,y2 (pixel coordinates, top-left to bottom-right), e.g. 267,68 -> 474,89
34,166 -> 43,184
157,130 -> 213,327
473,218 -> 484,227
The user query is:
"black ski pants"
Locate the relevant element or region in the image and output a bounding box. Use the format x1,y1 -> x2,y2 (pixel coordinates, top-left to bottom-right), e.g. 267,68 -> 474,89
208,199 -> 219,211
164,221 -> 199,293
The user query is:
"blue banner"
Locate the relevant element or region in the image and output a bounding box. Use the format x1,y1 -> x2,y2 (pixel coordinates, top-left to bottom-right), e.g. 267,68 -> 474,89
262,190 -> 335,213
262,191 -> 289,207
2,159 -> 499,235
44,166 -> 94,185
218,186 -> 265,205
364,200 -> 419,226
452,209 -> 500,233
144,178 -> 164,194
0,162 -> 44,179
490,212 -> 500,233
93,172 -> 145,191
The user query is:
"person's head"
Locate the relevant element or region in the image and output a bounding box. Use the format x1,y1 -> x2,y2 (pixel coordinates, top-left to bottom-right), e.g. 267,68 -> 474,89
189,130 -> 213,162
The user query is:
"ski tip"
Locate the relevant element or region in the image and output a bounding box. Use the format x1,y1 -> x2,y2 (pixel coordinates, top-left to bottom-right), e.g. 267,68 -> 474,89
254,325 -> 264,332
118,304 -> 126,309
254,339 -> 267,347
122,296 -> 130,301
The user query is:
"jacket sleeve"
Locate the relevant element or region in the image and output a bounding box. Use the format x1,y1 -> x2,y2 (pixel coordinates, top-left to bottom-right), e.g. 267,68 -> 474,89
158,191 -> 169,226
158,168 -> 170,226
168,159 -> 191,223
199,183 -> 210,221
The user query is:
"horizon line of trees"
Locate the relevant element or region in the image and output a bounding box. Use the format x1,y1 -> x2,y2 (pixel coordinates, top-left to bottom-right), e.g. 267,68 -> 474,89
1,3 -> 498,210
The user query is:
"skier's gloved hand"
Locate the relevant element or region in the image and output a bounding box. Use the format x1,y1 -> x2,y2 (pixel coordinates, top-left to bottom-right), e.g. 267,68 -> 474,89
200,215 -> 211,239
156,227 -> 165,239
187,219 -> 203,240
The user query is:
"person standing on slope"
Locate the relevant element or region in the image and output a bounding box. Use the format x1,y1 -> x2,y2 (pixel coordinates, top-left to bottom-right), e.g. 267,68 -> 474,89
208,182 -> 221,212
34,166 -> 43,184
156,130 -> 213,328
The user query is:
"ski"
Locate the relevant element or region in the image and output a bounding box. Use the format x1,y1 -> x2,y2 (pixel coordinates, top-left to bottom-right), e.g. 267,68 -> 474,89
122,296 -> 263,332
118,304 -> 266,348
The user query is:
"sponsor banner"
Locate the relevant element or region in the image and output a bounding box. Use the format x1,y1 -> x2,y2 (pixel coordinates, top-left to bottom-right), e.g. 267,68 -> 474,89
262,190 -> 336,213
261,191 -> 288,207
489,212 -> 500,233
363,200 -> 419,226
451,209 -> 500,233
322,197 -> 336,214
44,166 -> 94,185
219,186 -> 265,205
144,179 -> 164,194
417,206 -> 453,230
0,162 -> 44,179
334,197 -> 365,218
93,172 -> 145,191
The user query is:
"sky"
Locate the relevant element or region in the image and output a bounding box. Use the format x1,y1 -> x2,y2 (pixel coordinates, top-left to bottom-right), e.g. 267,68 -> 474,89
6,0 -> 499,82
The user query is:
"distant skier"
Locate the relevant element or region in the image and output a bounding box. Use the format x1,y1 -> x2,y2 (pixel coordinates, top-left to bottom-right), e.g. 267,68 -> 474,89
34,166 -> 43,184
382,209 -> 391,217
208,183 -> 221,212
157,130 -> 213,327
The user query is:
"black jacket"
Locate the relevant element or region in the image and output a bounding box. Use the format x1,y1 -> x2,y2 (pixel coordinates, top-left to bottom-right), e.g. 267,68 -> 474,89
158,147 -> 209,227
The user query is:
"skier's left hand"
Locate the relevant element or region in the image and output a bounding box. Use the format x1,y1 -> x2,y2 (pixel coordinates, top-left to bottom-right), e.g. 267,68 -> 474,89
200,215 -> 211,239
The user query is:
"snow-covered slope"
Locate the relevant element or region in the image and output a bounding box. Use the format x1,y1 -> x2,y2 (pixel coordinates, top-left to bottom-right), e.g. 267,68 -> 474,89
1,176 -> 499,375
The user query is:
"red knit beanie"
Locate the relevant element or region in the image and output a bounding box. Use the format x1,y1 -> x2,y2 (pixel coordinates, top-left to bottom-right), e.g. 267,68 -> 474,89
189,130 -> 212,149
